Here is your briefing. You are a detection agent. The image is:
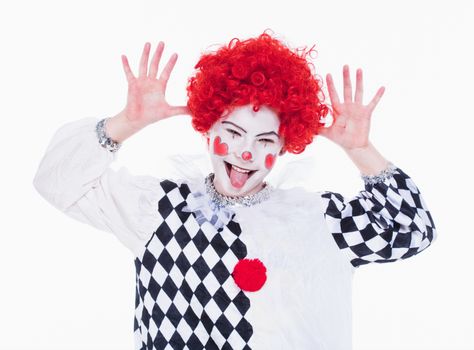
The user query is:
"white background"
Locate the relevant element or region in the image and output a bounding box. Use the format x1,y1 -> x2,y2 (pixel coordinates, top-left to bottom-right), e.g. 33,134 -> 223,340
1,0 -> 473,349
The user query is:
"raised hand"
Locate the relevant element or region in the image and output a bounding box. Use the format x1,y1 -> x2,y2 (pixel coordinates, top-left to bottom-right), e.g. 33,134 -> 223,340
319,65 -> 385,151
120,41 -> 189,128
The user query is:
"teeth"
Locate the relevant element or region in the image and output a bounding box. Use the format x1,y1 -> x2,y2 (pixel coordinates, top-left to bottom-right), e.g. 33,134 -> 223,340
231,164 -> 251,174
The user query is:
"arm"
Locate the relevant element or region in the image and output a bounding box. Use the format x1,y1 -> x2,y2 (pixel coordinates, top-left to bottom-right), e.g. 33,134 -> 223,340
343,141 -> 390,176
33,41 -> 189,255
318,66 -> 436,267
321,163 -> 437,268
32,117 -> 167,255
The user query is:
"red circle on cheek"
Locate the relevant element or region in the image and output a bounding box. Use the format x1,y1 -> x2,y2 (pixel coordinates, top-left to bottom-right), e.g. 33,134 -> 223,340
265,154 -> 276,169
213,136 -> 229,156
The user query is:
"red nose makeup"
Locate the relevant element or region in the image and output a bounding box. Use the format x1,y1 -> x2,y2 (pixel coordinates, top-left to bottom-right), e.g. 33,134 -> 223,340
242,151 -> 252,161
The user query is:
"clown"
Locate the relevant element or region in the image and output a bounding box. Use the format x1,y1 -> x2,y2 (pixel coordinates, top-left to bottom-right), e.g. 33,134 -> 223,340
205,105 -> 283,195
33,33 -> 437,349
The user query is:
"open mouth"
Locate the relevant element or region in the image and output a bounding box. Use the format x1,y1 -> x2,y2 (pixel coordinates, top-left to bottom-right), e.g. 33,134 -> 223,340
224,161 -> 257,179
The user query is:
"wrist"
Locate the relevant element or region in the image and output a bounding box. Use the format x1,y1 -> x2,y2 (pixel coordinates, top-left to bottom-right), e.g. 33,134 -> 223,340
105,110 -> 144,143
96,118 -> 122,153
342,141 -> 372,155
343,142 -> 390,176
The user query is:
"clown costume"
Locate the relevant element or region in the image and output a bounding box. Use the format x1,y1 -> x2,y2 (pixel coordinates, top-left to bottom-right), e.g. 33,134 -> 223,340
33,33 -> 437,350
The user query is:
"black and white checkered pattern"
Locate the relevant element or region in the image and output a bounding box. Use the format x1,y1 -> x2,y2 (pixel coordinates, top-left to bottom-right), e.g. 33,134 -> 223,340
133,180 -> 253,350
321,167 -> 437,268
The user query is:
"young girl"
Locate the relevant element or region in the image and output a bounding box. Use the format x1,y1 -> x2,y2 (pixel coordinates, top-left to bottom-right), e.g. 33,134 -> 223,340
33,32 -> 437,350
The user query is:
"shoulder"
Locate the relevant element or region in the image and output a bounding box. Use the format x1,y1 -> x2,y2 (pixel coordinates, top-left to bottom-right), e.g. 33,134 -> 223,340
158,178 -> 192,197
265,186 -> 328,213
155,177 -> 204,216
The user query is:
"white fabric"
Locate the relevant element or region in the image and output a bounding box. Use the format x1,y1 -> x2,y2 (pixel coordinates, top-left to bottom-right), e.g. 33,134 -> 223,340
232,190 -> 354,350
182,178 -> 355,350
33,117 -> 166,256
33,117 -> 356,349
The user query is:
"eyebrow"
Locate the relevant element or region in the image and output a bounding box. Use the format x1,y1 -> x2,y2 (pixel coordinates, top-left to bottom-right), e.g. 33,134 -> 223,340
256,131 -> 280,138
222,121 -> 246,133
221,121 -> 280,139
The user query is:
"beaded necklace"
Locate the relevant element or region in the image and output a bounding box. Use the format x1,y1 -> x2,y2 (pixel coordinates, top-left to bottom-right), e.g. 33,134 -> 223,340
204,173 -> 273,209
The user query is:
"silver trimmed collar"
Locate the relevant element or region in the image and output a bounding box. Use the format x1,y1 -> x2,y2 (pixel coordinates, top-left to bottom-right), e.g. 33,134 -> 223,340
204,173 -> 273,209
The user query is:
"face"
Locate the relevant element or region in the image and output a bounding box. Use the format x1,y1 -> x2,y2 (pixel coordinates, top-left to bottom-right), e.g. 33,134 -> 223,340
207,105 -> 284,197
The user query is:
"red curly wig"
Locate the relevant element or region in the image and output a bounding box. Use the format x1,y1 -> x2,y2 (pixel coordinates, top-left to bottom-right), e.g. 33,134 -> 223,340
186,31 -> 329,154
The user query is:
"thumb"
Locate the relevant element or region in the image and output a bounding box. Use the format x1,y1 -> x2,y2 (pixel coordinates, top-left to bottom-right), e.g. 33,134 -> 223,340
168,105 -> 191,117
317,126 -> 331,139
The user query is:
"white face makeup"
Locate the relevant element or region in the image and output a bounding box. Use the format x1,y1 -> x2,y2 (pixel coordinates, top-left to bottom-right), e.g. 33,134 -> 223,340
208,105 -> 284,197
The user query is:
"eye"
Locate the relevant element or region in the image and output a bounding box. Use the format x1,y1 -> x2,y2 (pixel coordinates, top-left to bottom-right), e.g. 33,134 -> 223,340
226,129 -> 241,138
258,138 -> 275,145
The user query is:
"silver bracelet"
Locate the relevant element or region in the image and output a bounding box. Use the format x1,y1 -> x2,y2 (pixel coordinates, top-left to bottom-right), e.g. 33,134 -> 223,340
96,118 -> 121,153
361,162 -> 397,185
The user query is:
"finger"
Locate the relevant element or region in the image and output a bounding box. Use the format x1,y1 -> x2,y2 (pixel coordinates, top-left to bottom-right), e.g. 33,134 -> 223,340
159,53 -> 178,91
138,42 -> 151,77
343,64 -> 353,102
149,41 -> 165,79
121,55 -> 135,83
326,73 -> 340,106
354,68 -> 364,104
366,86 -> 385,113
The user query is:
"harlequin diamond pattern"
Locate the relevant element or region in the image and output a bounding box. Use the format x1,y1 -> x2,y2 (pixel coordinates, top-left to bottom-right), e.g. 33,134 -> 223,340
321,167 -> 436,268
133,181 -> 253,350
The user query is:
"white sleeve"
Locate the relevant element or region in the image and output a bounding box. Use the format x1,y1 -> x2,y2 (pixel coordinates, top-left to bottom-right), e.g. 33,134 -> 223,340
32,117 -> 166,256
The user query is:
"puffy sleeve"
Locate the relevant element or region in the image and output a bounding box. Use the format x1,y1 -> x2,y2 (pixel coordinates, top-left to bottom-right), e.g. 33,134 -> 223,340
320,163 -> 437,268
32,117 -> 169,256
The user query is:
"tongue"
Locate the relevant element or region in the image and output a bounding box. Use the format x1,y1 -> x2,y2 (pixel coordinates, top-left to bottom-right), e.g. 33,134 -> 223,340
229,167 -> 249,188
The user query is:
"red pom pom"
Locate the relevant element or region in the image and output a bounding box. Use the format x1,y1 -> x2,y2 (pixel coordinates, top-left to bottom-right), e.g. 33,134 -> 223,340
232,258 -> 267,292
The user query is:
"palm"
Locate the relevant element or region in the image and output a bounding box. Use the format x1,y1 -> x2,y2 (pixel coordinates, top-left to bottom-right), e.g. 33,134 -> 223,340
319,65 -> 385,150
126,77 -> 169,121
121,42 -> 189,127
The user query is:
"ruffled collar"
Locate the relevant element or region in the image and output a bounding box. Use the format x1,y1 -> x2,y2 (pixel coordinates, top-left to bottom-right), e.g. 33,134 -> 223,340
182,173 -> 274,231
164,152 -> 318,231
